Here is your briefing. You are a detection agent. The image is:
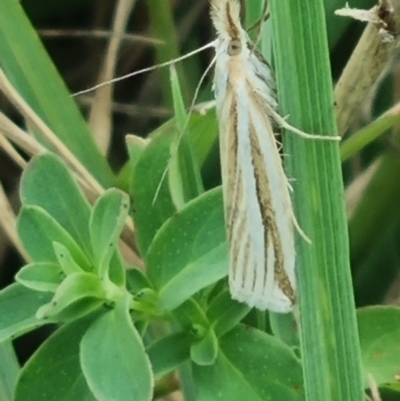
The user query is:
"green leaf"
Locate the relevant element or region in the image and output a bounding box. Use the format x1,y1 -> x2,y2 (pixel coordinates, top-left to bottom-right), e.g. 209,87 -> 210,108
0,283 -> 53,341
174,298 -> 210,330
0,1 -> 113,187
14,313 -> 101,401
126,268 -> 151,295
170,65 -> 187,133
168,65 -> 204,209
53,242 -> 85,275
358,306 -> 400,388
80,295 -> 153,401
0,340 -> 19,401
108,251 -> 126,289
36,273 -> 105,320
17,206 -> 91,270
349,154 -> 400,275
126,135 -> 148,171
147,0 -> 189,106
16,262 -> 64,292
206,289 -> 250,338
270,0 -> 364,400
131,130 -> 176,256
192,325 -> 304,401
190,328 -> 219,367
147,187 -> 228,312
89,188 -> 129,281
340,106 -> 400,162
146,332 -> 191,378
20,153 -> 92,255
125,135 -> 149,193
186,109 -> 219,171
269,312 -> 300,348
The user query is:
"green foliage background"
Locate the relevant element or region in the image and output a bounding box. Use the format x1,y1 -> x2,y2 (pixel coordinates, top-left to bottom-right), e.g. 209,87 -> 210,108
0,0 -> 400,400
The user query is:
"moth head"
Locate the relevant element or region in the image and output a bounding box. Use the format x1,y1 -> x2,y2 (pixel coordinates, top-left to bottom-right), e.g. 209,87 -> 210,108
210,0 -> 247,55
227,38 -> 242,56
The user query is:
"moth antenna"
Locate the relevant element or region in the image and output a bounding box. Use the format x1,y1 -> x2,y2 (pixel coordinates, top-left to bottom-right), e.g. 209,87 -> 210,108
151,55 -> 217,206
247,0 -> 271,58
152,165 -> 169,206
247,0 -> 270,33
73,40 -> 217,97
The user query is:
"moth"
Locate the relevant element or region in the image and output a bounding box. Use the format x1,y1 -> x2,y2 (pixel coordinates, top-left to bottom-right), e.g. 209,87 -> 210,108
210,0 -> 338,312
74,0 -> 338,313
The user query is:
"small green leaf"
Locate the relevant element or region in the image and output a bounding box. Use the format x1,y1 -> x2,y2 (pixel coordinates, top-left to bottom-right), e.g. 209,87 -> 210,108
147,332 -> 191,378
190,328 -> 219,367
89,189 -> 129,280
36,273 -> 105,320
108,251 -> 126,288
206,289 -> 250,337
187,109 -> 219,169
126,135 -> 148,170
147,187 -> 227,312
0,283 -> 54,341
20,153 -> 92,255
126,268 -> 151,295
131,130 -> 176,256
80,295 -> 154,401
16,262 -> 64,292
168,65 -> 203,209
14,313 -> 102,401
17,205 -> 91,270
53,242 -> 85,275
269,313 -> 300,348
170,65 -> 187,133
124,135 -> 149,192
174,299 -> 210,330
192,325 -> 304,401
358,306 -> 400,388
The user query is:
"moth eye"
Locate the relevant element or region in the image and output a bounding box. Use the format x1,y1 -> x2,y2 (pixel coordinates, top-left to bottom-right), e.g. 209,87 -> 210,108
228,39 -> 242,56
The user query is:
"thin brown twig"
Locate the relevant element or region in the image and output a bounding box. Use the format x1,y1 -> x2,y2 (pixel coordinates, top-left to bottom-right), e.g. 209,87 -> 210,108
89,0 -> 138,154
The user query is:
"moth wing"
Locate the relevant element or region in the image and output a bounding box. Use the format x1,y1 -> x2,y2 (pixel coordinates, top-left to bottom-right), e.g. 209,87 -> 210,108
219,82 -> 295,312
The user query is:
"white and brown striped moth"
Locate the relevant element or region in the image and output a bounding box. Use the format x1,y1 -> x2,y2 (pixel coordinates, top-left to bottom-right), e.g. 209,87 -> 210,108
73,0 -> 338,313
211,0 -> 338,312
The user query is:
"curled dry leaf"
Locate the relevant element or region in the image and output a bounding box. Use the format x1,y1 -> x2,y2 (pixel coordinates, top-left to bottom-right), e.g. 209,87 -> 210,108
335,0 -> 397,43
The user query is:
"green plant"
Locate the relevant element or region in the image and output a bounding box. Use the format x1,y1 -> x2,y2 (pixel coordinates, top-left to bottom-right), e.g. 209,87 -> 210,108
0,0 -> 400,401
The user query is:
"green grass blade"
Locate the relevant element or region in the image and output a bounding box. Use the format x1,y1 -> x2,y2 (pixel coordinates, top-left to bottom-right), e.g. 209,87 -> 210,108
0,0 -> 113,187
270,1 -> 364,400
340,105 -> 400,161
147,0 -> 189,106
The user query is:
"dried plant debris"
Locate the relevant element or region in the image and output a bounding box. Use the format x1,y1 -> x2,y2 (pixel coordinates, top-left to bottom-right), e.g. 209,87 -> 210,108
336,0 -> 397,42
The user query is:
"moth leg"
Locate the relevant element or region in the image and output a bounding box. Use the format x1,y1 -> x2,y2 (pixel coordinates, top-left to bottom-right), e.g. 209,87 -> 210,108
292,213 -> 312,244
257,90 -> 341,141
